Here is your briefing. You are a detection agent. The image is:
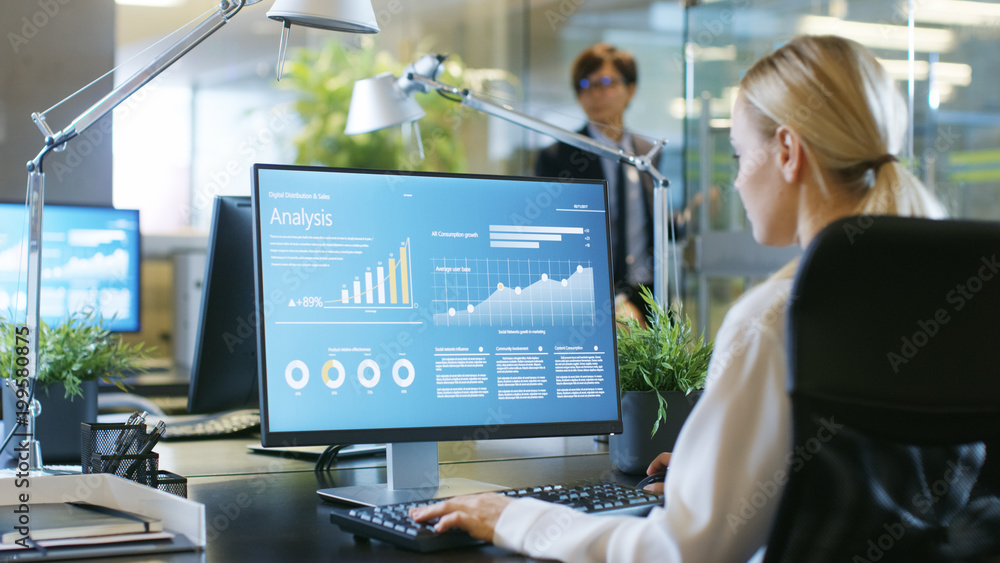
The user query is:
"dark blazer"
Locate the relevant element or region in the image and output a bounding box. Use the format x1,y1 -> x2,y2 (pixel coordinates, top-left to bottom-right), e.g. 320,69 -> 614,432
533,126 -> 659,216
533,127 -> 660,290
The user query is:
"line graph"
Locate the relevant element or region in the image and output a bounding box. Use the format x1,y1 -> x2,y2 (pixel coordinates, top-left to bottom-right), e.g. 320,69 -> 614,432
431,257 -> 596,327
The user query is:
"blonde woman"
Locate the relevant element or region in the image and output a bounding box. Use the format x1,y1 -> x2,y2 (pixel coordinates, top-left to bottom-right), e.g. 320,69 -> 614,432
411,35 -> 946,561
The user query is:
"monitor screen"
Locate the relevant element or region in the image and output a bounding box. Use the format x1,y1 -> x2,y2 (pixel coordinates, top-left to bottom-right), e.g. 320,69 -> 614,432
251,164 -> 621,503
187,196 -> 259,414
0,203 -> 141,332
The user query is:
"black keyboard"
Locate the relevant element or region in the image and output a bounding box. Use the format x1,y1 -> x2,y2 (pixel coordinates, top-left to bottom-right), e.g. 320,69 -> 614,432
329,481 -> 663,553
159,409 -> 261,440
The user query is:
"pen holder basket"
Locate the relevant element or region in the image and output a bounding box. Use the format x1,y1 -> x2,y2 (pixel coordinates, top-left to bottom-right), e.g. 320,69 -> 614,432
156,470 -> 188,498
81,421 -> 158,487
87,452 -> 159,487
81,421 -> 148,461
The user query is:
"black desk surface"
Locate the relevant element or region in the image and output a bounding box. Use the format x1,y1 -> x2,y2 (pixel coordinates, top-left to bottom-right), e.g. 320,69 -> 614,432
148,435 -> 635,562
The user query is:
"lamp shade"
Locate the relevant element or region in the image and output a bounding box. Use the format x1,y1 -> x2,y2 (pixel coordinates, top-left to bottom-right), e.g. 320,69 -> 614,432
267,0 -> 379,33
345,73 -> 425,135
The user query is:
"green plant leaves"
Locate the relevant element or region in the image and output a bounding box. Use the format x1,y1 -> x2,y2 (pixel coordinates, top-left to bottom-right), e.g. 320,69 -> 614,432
616,285 -> 713,436
1,310 -> 152,400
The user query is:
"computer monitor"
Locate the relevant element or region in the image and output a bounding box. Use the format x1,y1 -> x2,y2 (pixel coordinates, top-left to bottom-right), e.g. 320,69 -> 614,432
251,164 -> 622,505
0,203 -> 141,332
187,196 -> 259,414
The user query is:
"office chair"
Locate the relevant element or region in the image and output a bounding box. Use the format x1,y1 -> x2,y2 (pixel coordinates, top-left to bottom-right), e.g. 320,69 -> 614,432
763,216 -> 1000,563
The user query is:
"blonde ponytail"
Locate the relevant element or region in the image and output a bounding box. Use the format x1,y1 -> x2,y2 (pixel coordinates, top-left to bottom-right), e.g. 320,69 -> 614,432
739,35 -> 948,281
857,161 -> 948,219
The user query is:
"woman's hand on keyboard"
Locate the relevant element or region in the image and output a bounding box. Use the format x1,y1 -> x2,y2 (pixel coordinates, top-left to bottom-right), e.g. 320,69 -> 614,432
409,493 -> 513,541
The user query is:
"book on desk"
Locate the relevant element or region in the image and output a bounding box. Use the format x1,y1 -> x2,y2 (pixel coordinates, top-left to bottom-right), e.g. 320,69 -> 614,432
0,473 -> 205,560
0,502 -> 162,546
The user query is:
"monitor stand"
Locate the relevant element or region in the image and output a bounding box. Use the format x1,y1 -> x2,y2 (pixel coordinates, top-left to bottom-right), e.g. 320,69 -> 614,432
316,442 -> 506,506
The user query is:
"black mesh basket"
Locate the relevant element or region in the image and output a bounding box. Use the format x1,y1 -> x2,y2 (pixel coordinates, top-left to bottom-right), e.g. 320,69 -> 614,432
156,470 -> 188,498
87,452 -> 159,487
81,421 -> 148,464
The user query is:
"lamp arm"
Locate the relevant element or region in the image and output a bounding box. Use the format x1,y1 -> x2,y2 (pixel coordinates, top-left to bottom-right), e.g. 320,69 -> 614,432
406,73 -> 669,189
406,72 -> 680,312
28,0 -> 247,168
16,0 -> 250,473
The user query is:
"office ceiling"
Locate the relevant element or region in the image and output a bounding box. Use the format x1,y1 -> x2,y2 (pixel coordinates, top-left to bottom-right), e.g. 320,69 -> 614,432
114,0 -> 676,87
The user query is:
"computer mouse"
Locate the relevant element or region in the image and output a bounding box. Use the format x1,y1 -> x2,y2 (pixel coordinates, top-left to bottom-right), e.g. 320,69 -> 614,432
636,470 -> 667,489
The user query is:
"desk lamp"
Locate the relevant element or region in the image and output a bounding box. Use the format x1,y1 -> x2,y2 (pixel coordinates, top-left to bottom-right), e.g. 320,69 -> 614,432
14,0 -> 378,473
345,53 -> 681,308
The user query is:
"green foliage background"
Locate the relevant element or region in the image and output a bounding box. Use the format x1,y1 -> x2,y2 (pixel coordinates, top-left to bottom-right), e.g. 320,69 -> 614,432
278,38 -> 472,173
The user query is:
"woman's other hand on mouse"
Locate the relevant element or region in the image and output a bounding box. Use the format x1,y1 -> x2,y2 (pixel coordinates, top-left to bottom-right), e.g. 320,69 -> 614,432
648,452 -> 671,474
642,452 -> 672,493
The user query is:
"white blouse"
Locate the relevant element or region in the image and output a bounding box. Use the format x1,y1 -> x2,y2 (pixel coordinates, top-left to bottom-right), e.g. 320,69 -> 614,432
493,278 -> 795,562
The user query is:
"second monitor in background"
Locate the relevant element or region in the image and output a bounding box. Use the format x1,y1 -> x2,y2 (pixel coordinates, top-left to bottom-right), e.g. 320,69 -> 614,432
0,202 -> 141,332
187,196 -> 259,414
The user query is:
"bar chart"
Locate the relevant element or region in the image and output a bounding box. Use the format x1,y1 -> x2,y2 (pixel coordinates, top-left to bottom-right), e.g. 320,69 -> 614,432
328,238 -> 414,309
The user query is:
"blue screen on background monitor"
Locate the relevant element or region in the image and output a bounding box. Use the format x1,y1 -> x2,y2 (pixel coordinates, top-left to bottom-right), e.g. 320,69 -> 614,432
0,203 -> 141,332
252,164 -> 622,447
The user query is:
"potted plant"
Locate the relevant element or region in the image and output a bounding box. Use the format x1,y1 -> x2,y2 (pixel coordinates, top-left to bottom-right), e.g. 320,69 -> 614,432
1,309 -> 151,464
611,286 -> 713,474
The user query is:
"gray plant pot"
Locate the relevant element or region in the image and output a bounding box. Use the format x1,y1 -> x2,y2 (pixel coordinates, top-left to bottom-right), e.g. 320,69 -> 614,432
610,389 -> 702,474
1,379 -> 98,467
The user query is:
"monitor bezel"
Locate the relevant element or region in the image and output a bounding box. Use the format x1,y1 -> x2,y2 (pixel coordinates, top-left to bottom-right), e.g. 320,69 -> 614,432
251,163 -> 623,447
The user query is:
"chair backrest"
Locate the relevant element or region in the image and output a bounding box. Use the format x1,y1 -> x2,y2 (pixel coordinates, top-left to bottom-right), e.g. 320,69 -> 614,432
764,216 -> 1000,563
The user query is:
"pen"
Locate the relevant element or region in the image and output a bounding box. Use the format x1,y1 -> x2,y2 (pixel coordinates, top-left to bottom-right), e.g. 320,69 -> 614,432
105,411 -> 147,473
139,421 -> 166,454
112,411 -> 145,450
124,421 -> 165,480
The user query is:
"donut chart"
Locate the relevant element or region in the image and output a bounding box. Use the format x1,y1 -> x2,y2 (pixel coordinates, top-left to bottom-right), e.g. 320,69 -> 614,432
321,360 -> 346,389
284,360 -> 309,390
357,359 -> 381,389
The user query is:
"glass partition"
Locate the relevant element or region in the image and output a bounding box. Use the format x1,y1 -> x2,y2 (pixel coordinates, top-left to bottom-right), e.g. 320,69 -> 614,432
112,0 -> 999,345
682,0 -> 1000,338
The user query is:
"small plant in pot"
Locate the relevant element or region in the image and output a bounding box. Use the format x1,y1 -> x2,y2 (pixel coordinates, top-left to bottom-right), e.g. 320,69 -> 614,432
611,286 -> 713,474
0,309 -> 151,464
